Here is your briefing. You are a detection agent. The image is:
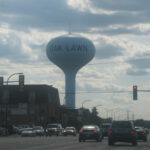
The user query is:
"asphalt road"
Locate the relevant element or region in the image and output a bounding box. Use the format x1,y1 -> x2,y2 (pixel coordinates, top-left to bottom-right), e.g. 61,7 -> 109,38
0,135 -> 150,150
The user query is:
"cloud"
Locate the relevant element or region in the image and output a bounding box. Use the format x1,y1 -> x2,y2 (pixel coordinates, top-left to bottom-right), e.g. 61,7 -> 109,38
0,32 -> 30,63
126,52 -> 150,75
1,0 -> 150,34
128,58 -> 150,69
0,0 -> 84,32
91,26 -> 150,36
0,70 -> 7,76
90,0 -> 150,12
127,68 -> 149,76
95,40 -> 123,59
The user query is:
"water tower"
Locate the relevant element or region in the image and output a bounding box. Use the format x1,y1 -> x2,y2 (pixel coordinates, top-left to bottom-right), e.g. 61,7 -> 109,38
46,34 -> 95,108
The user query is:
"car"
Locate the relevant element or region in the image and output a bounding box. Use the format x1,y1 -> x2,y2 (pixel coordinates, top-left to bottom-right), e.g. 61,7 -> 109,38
135,126 -> 147,141
108,120 -> 137,146
21,128 -> 36,137
145,128 -> 149,135
79,125 -> 103,142
0,127 -> 7,136
33,126 -> 44,136
45,123 -> 63,136
16,124 -> 31,134
100,123 -> 111,138
63,127 -> 77,136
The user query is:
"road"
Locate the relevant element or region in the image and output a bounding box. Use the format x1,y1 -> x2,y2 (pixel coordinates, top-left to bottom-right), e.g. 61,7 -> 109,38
0,135 -> 150,150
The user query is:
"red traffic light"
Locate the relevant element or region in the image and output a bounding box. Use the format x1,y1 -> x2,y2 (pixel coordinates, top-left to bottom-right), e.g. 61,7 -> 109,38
133,85 -> 137,100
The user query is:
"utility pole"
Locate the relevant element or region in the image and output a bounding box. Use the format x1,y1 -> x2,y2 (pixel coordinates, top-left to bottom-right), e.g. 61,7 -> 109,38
132,113 -> 135,121
127,110 -> 130,120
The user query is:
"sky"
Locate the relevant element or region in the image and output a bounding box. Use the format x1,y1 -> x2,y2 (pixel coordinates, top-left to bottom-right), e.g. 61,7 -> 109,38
1,0 -> 150,120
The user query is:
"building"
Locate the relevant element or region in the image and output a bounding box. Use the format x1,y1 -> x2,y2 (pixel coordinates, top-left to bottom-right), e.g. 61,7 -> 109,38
0,84 -> 60,127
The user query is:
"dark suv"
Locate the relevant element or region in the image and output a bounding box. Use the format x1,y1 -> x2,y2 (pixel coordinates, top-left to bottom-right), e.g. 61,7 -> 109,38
108,120 -> 137,146
45,123 -> 63,136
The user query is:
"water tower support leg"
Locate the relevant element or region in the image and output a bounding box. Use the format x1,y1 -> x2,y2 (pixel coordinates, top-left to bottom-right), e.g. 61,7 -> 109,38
65,72 -> 76,109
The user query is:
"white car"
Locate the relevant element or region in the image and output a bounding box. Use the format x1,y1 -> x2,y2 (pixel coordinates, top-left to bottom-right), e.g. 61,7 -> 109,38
21,128 -> 36,137
33,126 -> 44,136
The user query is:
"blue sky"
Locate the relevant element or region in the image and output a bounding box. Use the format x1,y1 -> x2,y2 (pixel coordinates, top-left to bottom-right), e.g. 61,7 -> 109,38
1,0 -> 150,120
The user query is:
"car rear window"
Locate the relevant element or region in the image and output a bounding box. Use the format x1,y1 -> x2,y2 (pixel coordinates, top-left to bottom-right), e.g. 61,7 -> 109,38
112,121 -> 132,128
82,126 -> 96,130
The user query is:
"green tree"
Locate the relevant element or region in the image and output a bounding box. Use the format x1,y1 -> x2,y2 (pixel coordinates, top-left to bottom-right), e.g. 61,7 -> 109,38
91,107 -> 98,117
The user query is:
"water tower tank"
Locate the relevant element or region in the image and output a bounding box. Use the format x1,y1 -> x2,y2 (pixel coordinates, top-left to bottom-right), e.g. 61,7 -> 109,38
46,34 -> 95,108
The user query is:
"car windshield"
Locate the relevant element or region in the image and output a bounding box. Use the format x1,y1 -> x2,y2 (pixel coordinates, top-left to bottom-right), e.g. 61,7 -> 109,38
23,128 -> 33,131
112,121 -> 132,128
33,127 -> 42,130
135,127 -> 144,130
65,127 -> 75,130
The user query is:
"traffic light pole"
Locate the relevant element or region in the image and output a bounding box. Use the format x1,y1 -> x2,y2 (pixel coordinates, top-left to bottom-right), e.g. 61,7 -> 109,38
3,73 -> 24,134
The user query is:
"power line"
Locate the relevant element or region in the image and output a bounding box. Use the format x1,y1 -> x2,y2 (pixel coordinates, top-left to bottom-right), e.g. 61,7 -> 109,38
59,90 -> 132,95
1,57 -> 150,69
59,89 -> 150,95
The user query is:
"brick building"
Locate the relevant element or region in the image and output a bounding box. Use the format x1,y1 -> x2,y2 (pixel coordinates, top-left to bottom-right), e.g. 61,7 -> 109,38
0,84 -> 61,127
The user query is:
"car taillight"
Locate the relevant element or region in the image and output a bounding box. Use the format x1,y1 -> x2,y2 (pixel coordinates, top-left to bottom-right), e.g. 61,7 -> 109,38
108,129 -> 112,135
131,130 -> 135,134
93,130 -> 97,133
80,129 -> 83,133
141,132 -> 145,135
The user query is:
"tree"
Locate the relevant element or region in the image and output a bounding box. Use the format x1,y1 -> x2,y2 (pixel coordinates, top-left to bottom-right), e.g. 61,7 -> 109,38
91,107 -> 98,117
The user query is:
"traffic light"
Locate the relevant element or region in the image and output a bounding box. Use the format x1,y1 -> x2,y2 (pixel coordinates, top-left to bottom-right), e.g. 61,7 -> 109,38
0,77 -> 3,86
133,85 -> 137,100
19,75 -> 24,91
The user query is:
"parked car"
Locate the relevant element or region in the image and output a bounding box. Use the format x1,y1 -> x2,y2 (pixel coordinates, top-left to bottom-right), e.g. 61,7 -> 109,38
33,126 -> 44,136
135,126 -> 147,141
0,127 -> 7,136
108,120 -> 137,146
21,128 -> 36,137
63,127 -> 77,136
45,123 -> 63,136
16,124 -> 31,134
79,125 -> 103,142
100,123 -> 111,138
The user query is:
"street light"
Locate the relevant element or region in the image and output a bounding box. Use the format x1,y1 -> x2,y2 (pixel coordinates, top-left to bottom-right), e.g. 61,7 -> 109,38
82,99 -> 91,108
7,72 -> 23,85
89,104 -> 102,110
5,72 -> 23,134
